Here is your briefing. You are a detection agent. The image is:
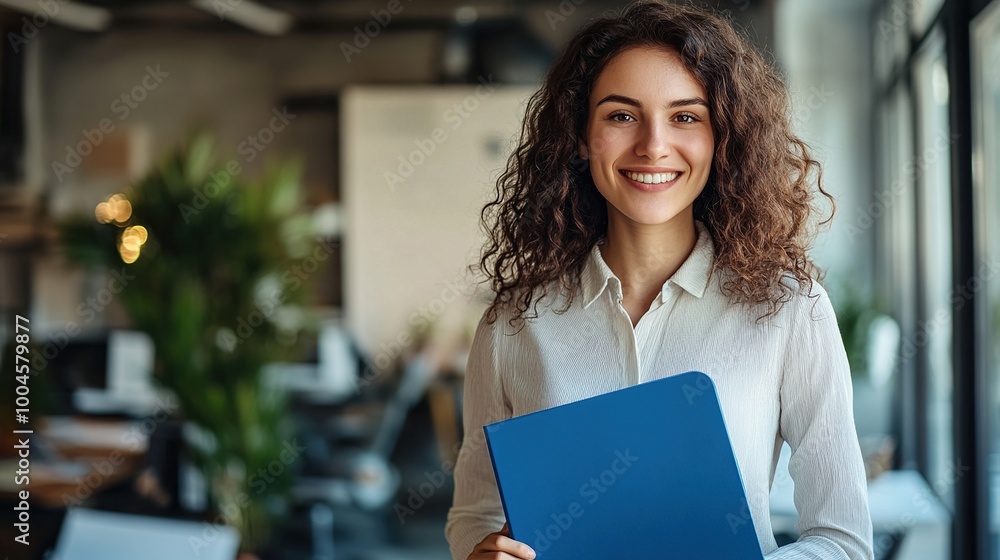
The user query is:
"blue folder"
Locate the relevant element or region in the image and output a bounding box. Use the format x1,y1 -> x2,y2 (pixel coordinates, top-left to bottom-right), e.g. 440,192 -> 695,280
483,371 -> 765,559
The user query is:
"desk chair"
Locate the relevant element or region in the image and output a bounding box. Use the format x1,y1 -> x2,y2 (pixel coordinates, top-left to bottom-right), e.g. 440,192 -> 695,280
288,353 -> 435,558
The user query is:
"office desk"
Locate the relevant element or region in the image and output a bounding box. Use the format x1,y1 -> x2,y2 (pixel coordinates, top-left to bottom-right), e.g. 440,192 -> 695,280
0,417 -> 147,508
770,445 -> 951,560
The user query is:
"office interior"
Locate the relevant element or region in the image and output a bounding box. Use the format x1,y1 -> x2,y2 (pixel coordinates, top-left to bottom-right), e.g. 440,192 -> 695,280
0,0 -> 996,558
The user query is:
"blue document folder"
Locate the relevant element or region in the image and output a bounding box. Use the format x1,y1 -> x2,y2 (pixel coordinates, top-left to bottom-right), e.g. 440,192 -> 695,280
483,371 -> 765,559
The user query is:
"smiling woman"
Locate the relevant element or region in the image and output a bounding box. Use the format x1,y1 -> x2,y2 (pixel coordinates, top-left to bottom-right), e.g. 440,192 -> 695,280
582,46 -> 717,323
585,47 -> 714,222
447,2 -> 875,560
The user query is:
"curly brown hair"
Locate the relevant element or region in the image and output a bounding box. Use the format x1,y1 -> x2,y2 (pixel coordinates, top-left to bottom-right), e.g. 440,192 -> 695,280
476,0 -> 832,329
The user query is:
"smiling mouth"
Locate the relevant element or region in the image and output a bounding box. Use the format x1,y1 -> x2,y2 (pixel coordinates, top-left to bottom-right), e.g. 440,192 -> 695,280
619,170 -> 682,185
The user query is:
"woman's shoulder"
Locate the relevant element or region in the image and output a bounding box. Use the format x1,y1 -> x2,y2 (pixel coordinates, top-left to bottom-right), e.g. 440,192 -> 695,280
477,280 -> 580,336
711,269 -> 836,329
774,274 -> 838,328
707,257 -> 829,301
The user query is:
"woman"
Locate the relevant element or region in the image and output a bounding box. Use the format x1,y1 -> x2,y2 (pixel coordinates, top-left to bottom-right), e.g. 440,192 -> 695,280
446,2 -> 874,559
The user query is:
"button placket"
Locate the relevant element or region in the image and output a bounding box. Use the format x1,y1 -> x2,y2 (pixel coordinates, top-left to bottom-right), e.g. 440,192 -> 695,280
610,289 -> 641,386
600,274 -> 638,385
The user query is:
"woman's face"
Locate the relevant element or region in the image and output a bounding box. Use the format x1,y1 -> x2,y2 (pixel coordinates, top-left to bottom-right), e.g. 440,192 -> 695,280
582,45 -> 715,230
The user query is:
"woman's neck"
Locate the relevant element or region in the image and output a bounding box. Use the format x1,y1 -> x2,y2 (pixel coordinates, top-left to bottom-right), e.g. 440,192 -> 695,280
598,211 -> 699,302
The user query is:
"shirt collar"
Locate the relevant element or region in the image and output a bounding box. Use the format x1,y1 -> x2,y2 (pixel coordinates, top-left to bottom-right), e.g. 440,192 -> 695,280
581,220 -> 716,309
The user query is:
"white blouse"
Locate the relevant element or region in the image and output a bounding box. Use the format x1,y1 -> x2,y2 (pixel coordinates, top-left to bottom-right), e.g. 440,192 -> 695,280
445,221 -> 874,560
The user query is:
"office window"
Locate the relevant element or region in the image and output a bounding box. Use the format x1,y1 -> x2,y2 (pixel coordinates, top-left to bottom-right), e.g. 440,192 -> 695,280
910,0 -> 947,37
874,0 -> 996,555
913,28 -> 955,509
889,0 -> 911,65
971,1 -> 1000,557
875,2 -> 898,86
881,81 -> 920,468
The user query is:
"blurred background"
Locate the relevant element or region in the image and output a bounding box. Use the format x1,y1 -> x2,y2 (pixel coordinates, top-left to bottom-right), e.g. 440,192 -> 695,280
0,0 -> 996,559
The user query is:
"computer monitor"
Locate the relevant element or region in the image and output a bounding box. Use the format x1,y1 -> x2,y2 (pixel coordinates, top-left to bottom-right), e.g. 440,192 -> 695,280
44,330 -> 158,416
51,508 -> 240,560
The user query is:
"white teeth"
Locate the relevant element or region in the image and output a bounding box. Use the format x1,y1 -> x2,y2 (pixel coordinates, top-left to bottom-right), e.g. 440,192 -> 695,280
624,171 -> 680,184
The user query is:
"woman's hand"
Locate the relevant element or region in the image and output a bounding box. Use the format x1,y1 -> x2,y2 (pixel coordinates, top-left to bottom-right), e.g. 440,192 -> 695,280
468,522 -> 536,559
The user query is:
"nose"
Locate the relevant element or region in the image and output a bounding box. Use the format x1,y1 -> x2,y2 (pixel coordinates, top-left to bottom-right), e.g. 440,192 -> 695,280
634,119 -> 672,160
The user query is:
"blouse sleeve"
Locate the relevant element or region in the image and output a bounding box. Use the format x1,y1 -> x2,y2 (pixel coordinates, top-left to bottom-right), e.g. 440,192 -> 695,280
445,311 -> 511,560
768,286 -> 875,560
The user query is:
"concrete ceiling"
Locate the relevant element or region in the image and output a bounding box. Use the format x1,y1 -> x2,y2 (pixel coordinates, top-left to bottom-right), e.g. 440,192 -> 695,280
0,0 -> 775,34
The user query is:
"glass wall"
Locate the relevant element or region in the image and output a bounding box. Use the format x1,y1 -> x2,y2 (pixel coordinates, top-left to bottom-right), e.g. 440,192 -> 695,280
873,0 -> 998,557
886,81 -> 920,468
913,28 -> 955,509
972,2 -> 1000,557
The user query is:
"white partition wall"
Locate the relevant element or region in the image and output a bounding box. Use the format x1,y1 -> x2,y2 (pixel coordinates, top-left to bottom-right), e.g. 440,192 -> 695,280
340,84 -> 536,369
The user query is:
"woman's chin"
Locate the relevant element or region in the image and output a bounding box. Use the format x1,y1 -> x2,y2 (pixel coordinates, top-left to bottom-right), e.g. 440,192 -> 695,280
613,208 -> 690,228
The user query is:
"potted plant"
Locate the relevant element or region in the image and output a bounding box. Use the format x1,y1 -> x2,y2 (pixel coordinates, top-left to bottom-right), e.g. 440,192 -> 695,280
827,277 -> 899,477
59,133 -> 315,553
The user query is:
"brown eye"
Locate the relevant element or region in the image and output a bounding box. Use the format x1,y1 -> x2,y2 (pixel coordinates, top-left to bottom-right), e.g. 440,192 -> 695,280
609,112 -> 636,123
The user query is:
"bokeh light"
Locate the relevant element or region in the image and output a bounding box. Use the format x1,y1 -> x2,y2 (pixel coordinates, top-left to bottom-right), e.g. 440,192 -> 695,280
118,224 -> 148,264
95,193 -> 133,225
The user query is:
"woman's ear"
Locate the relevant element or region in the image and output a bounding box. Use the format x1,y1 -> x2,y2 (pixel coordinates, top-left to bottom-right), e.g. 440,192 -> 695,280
578,139 -> 589,160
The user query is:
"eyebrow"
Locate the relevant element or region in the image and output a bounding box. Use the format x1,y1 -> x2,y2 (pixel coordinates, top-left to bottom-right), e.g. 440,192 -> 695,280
595,94 -> 709,109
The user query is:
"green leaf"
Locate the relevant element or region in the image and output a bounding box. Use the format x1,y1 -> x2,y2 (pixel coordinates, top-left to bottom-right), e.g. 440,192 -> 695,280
184,133 -> 215,186
54,132 -> 314,552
